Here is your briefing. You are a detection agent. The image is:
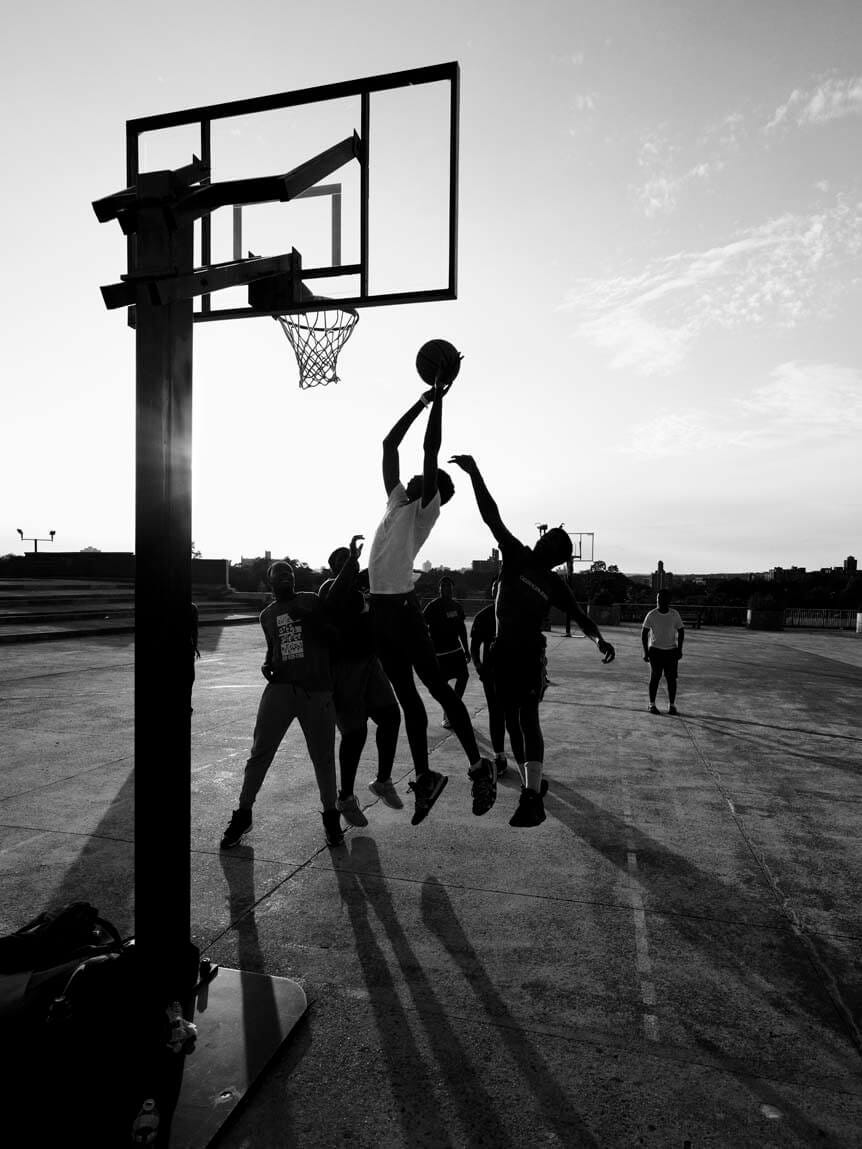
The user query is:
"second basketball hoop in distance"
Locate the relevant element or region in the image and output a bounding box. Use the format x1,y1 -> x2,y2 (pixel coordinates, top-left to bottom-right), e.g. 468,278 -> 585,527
416,339 -> 462,387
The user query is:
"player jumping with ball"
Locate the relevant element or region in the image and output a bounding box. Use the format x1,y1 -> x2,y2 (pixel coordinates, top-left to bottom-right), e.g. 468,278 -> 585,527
449,454 -> 616,827
367,355 -> 497,826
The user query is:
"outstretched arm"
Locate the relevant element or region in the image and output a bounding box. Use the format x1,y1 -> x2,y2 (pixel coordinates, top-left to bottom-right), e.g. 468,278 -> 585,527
381,399 -> 427,496
421,383 -> 444,508
323,535 -> 364,609
448,455 -> 510,545
553,581 -> 616,663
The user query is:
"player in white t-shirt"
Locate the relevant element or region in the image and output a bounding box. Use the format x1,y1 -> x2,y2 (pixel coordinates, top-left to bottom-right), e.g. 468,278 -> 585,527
368,377 -> 496,826
641,590 -> 685,714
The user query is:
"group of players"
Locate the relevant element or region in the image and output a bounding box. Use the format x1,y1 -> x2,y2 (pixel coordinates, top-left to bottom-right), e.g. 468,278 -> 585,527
219,373 -> 617,851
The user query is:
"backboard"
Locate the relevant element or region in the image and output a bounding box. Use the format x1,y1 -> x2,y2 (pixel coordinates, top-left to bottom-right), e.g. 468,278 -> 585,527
125,62 -> 459,321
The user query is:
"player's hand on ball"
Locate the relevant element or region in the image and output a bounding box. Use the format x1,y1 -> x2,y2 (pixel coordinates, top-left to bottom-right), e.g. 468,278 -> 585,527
448,454 -> 478,475
598,639 -> 615,663
349,534 -> 364,560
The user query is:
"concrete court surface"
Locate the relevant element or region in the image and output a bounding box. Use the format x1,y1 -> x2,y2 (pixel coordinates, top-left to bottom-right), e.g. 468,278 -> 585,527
1,622 -> 861,1147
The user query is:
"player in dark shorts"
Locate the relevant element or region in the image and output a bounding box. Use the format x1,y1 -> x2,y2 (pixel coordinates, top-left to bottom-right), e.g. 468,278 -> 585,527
422,576 -> 471,728
368,377 -> 496,826
450,454 -> 616,827
469,581 -> 512,778
319,544 -> 403,824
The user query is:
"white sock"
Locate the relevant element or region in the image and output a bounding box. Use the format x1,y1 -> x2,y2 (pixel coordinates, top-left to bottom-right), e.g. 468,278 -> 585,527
525,761 -> 543,793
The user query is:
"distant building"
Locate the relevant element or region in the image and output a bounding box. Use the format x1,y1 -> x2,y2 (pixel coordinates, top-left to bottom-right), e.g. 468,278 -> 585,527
767,565 -> 806,582
471,547 -> 500,575
651,560 -> 673,591
845,555 -> 857,574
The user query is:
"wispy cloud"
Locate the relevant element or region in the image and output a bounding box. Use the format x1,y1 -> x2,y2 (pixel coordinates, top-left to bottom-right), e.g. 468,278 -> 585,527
634,120 -> 734,217
562,200 -> 862,374
620,361 -> 862,457
766,76 -> 862,131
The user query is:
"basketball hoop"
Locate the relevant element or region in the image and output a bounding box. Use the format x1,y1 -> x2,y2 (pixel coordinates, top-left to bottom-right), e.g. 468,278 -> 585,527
275,302 -> 359,389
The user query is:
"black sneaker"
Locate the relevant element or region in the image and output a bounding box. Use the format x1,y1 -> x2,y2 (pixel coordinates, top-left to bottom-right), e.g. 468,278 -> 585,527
321,809 -> 345,847
408,770 -> 448,825
648,704 -> 660,715
469,757 -> 497,816
668,704 -> 679,716
220,808 -> 252,849
509,787 -> 546,828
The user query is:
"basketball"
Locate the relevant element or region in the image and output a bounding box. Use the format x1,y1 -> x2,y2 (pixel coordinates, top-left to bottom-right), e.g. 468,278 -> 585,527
415,339 -> 462,386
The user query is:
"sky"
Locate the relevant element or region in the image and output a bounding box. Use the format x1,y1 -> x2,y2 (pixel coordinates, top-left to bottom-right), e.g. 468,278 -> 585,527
3,0 -> 861,575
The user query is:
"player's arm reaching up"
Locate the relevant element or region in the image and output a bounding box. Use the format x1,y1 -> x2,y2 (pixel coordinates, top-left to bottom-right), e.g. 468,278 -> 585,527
381,376 -> 452,498
448,454 -> 517,547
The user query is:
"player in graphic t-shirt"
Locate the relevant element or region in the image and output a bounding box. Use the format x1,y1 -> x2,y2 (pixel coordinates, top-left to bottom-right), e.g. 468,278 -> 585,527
220,535 -> 363,851
641,589 -> 685,715
422,577 -> 471,728
449,454 -> 615,828
367,376 -> 496,827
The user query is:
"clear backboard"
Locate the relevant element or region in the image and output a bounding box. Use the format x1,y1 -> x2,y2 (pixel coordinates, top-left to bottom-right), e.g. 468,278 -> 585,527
124,62 -> 459,321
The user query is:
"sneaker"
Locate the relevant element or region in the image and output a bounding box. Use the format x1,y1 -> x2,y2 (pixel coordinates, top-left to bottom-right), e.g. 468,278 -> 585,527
408,770 -> 448,825
441,716 -> 453,730
336,794 -> 369,827
220,808 -> 252,849
368,779 -> 403,810
509,786 -> 546,828
648,704 -> 660,715
321,809 -> 345,847
468,757 -> 497,817
668,704 -> 679,716
494,755 -> 509,778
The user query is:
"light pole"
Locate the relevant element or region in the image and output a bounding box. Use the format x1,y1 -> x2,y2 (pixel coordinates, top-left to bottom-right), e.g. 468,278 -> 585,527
17,528 -> 55,554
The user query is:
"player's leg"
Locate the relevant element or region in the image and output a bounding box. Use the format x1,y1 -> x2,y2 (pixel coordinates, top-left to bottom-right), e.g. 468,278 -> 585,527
508,653 -> 548,828
296,690 -> 344,846
332,661 -> 370,827
647,649 -> 662,712
222,684 -> 294,848
482,667 -> 509,777
452,650 -> 469,701
666,650 -> 679,711
365,658 -> 403,808
405,600 -> 495,815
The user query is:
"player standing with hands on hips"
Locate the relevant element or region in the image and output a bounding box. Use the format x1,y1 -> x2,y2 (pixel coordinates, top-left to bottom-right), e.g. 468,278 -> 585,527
449,454 -> 616,827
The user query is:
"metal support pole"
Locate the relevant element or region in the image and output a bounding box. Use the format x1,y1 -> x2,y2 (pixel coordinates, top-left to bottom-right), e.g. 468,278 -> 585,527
134,172 -> 196,996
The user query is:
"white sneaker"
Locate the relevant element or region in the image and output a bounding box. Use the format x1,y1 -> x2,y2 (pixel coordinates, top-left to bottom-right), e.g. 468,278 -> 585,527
336,794 -> 369,827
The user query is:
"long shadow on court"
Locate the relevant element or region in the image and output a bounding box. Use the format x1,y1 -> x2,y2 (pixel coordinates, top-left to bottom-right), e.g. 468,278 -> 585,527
335,835 -> 517,1149
419,873 -> 601,1147
546,779 -> 862,1076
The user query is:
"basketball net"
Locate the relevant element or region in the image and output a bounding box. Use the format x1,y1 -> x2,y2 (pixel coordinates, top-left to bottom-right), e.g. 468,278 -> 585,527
275,304 -> 359,389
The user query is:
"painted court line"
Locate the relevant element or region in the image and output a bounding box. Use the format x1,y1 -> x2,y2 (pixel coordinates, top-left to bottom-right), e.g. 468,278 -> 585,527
621,779 -> 661,1043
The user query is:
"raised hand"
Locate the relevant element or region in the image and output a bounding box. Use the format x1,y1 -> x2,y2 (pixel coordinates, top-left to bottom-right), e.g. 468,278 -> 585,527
349,534 -> 365,560
447,454 -> 478,475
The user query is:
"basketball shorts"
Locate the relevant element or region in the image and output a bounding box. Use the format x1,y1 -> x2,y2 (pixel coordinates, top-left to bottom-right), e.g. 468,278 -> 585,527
436,648 -> 468,681
333,655 -> 397,732
488,637 -> 545,705
648,647 -> 680,676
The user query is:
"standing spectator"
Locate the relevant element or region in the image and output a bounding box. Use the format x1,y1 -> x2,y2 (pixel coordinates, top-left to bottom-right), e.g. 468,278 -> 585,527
642,590 -> 685,715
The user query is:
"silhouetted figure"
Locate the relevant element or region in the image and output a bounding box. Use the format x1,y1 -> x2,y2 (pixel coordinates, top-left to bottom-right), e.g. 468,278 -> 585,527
367,376 -> 496,826
190,602 -> 200,714
469,580 -> 511,777
220,537 -> 362,851
642,589 -> 685,715
319,545 -> 403,825
450,454 -> 615,828
423,576 -> 470,729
